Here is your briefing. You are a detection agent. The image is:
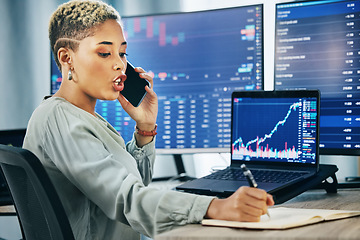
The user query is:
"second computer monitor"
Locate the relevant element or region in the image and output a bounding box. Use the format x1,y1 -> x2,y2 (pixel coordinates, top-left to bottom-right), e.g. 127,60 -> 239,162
274,0 -> 360,155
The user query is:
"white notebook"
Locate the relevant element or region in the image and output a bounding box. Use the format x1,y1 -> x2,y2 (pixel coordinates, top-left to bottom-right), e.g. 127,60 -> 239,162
202,207 -> 360,230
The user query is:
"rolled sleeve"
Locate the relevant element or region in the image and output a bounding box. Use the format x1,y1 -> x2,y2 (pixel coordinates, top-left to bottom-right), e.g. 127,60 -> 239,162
126,134 -> 156,185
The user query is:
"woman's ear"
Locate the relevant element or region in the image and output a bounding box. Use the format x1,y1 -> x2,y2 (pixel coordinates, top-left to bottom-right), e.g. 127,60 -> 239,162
58,47 -> 72,70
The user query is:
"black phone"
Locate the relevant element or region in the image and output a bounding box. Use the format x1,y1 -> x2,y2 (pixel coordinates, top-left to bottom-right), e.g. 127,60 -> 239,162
121,61 -> 150,107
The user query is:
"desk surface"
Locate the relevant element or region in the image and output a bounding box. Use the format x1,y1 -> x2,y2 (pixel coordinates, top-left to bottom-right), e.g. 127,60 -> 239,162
155,189 -> 360,240
0,205 -> 15,214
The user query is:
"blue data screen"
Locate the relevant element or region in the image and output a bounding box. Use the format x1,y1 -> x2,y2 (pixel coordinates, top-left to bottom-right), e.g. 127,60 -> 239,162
274,0 -> 360,153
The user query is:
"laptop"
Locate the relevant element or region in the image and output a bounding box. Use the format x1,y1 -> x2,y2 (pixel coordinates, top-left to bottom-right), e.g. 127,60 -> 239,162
176,90 -> 320,198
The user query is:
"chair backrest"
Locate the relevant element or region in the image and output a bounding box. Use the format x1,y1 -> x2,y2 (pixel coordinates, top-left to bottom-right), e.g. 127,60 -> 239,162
0,144 -> 75,240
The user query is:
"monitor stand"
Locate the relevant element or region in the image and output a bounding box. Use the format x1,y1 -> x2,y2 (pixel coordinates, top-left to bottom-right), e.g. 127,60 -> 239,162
173,154 -> 196,182
152,154 -> 196,182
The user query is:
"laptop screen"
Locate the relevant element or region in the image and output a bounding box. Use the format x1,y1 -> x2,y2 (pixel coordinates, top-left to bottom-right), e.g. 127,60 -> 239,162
231,90 -> 319,165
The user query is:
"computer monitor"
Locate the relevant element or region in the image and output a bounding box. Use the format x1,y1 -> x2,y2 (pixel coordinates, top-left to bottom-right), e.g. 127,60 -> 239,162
51,4 -> 264,154
0,129 -> 26,205
274,0 -> 360,156
0,129 -> 26,148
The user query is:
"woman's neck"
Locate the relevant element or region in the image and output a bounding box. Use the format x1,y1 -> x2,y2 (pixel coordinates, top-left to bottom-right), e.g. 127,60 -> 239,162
54,84 -> 97,117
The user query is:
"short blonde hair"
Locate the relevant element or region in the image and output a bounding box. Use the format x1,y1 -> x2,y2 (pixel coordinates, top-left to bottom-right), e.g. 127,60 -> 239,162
49,0 -> 121,70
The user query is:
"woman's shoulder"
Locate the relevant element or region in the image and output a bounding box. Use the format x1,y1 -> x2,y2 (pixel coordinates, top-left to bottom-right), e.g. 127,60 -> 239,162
30,96 -> 89,126
33,96 -> 69,117
36,96 -> 91,118
29,96 -> 120,138
37,95 -> 68,109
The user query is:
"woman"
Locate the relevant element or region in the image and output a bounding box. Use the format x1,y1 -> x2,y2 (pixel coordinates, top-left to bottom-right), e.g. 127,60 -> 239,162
23,1 -> 274,239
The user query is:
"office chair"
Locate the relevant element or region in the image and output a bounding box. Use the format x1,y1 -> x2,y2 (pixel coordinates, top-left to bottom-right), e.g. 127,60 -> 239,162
0,144 -> 75,240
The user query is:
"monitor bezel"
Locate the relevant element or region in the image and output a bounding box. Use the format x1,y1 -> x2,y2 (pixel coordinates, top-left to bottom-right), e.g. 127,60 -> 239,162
230,90 -> 321,169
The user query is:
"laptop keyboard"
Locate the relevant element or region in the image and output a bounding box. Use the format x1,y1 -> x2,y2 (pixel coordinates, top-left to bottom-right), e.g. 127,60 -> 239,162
204,168 -> 308,184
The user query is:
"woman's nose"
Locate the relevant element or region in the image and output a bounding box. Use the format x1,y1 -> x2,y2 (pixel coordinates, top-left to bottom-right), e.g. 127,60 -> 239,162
113,60 -> 126,71
113,64 -> 120,71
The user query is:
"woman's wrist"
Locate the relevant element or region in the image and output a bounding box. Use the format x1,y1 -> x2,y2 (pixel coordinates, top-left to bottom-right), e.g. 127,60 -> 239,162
205,198 -> 222,219
134,124 -> 157,147
135,124 -> 157,136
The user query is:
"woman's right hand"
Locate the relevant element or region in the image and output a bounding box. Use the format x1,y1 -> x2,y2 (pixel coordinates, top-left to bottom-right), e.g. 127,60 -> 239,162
205,186 -> 274,222
118,66 -> 158,125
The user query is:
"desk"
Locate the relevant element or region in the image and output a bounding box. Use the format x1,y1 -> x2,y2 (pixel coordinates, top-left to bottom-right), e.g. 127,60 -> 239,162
155,189 -> 360,240
0,205 -> 15,214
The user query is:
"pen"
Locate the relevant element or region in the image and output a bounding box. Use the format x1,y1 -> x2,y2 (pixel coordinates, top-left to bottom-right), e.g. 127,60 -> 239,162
240,164 -> 271,218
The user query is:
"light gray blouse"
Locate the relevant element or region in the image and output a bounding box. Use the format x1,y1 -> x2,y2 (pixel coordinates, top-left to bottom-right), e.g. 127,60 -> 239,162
23,97 -> 214,240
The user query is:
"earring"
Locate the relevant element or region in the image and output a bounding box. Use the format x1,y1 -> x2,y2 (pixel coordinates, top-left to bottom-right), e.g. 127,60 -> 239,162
68,69 -> 73,81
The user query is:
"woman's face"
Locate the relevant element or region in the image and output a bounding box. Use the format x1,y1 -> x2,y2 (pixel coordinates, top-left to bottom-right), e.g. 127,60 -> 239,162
71,19 -> 128,101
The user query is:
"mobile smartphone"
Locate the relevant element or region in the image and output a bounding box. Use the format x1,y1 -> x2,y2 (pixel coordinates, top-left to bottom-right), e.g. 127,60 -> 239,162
121,61 -> 151,107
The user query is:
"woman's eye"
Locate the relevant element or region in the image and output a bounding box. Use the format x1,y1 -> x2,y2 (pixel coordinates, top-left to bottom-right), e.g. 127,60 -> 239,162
120,53 -> 128,58
98,52 -> 111,57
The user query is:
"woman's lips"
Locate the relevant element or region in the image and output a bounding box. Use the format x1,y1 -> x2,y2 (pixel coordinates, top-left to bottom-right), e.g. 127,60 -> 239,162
113,75 -> 126,92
